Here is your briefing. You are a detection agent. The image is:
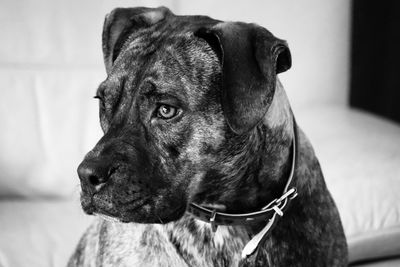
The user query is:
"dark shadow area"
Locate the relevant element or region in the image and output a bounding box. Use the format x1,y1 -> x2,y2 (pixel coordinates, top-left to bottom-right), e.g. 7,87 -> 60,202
350,0 -> 400,124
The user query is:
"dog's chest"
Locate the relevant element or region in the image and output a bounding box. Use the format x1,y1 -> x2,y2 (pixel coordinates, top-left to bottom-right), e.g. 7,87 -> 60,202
92,220 -> 188,267
94,217 -> 252,267
166,218 -> 251,267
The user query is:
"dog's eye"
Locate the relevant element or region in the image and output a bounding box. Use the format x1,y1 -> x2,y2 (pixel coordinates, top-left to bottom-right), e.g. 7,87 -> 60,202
157,104 -> 178,119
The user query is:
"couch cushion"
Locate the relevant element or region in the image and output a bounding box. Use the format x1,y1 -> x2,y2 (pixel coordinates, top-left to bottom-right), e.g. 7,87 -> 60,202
297,106 -> 400,263
352,258 -> 400,267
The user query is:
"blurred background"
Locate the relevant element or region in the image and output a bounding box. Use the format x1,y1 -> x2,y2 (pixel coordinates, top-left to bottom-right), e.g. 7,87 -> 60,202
0,0 -> 399,266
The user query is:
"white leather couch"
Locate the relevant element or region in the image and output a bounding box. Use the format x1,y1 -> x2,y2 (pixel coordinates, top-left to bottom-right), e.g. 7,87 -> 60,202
1,0 -> 399,266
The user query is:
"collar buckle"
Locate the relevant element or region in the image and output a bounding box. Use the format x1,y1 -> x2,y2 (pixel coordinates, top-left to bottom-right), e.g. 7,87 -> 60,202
278,187 -> 298,202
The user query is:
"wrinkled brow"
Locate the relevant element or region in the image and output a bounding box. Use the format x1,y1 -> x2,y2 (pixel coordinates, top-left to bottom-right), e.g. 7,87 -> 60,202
96,78 -> 127,98
141,79 -> 188,103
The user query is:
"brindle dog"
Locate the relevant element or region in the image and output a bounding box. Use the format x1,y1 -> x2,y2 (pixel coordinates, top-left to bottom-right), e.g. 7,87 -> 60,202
68,6 -> 348,267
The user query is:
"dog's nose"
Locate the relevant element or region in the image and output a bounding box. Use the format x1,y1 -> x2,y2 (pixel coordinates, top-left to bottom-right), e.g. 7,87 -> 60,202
77,160 -> 111,187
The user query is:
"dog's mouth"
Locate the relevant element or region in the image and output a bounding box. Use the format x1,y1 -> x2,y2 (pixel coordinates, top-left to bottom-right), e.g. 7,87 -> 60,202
80,196 -> 104,218
80,190 -> 188,224
81,193 -> 144,217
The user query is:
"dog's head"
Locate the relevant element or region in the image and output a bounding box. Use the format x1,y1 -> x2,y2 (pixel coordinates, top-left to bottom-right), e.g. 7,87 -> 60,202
78,7 -> 291,223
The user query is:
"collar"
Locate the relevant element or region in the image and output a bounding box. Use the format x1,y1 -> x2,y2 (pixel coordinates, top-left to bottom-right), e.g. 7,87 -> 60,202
187,118 -> 299,259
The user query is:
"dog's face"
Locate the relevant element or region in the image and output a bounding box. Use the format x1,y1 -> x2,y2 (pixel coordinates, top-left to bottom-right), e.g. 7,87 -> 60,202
78,7 -> 291,223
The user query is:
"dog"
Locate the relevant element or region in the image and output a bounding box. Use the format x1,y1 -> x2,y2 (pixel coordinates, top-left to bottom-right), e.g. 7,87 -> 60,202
68,6 -> 348,267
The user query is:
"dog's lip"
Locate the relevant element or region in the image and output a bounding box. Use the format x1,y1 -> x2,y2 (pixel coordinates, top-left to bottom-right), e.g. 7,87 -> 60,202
80,192 -> 114,216
81,190 -> 149,219
93,206 -> 119,219
90,193 -> 149,219
84,198 -> 121,220
80,195 -> 96,215
81,191 -> 187,223
94,212 -> 121,222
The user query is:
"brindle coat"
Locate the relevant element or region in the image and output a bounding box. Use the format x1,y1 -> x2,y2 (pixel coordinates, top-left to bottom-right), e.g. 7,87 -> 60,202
69,6 -> 348,267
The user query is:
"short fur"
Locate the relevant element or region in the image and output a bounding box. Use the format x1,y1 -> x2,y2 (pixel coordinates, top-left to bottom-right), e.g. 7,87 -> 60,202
69,7 -> 347,267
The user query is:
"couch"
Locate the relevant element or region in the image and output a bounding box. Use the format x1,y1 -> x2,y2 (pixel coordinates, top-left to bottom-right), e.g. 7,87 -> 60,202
1,0 -> 399,266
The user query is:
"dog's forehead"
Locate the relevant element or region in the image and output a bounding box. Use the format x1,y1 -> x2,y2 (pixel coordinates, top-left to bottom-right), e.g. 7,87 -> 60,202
144,36 -> 220,103
102,20 -> 221,105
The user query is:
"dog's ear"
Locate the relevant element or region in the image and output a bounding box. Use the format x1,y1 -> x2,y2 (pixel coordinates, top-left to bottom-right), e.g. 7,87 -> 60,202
195,22 -> 291,134
102,6 -> 171,74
